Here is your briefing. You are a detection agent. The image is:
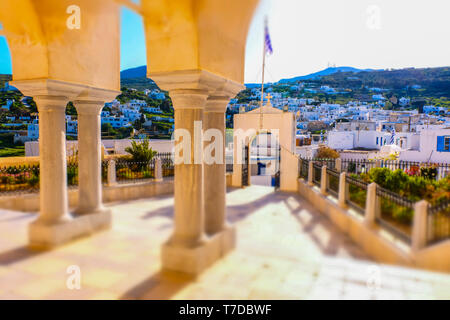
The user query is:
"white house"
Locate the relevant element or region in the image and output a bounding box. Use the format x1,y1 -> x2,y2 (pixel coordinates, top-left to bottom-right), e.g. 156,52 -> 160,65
101,116 -> 130,128
399,128 -> 450,163
143,106 -> 163,114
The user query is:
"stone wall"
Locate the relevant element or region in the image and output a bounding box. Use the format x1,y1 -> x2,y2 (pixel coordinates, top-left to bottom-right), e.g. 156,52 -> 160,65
0,178 -> 174,213
297,178 -> 450,273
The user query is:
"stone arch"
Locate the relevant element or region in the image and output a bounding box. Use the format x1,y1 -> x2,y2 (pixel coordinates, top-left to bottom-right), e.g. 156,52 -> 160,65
231,103 -> 299,191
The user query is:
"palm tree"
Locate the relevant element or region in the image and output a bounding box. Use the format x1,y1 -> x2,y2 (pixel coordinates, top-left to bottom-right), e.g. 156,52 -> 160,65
125,139 -> 157,163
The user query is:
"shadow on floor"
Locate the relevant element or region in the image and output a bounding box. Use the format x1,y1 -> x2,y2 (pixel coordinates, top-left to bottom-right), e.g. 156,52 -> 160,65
120,269 -> 195,300
141,205 -> 174,220
282,195 -> 369,260
226,191 -> 284,224
0,246 -> 42,266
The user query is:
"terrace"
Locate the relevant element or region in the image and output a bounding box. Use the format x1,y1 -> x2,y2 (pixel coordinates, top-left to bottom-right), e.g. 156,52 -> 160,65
1,185 -> 449,300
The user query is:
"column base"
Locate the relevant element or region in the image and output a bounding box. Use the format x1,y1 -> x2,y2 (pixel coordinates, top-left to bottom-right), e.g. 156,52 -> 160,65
28,209 -> 112,250
161,226 -> 236,275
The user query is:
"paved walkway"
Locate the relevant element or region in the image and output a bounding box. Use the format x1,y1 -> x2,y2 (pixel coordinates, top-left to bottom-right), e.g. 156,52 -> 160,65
0,186 -> 449,299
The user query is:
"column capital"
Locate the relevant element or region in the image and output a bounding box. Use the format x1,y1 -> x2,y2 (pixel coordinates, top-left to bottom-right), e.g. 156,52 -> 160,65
205,96 -> 230,113
75,87 -> 120,115
73,100 -> 105,116
10,79 -> 86,100
169,89 -> 209,110
76,87 -> 121,103
149,69 -> 244,95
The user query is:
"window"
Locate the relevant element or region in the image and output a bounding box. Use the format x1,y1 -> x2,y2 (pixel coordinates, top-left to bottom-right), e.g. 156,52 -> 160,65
437,136 -> 450,152
376,137 -> 379,145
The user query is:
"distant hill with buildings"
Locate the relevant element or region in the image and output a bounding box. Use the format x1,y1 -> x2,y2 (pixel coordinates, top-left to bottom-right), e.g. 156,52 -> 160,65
317,67 -> 450,98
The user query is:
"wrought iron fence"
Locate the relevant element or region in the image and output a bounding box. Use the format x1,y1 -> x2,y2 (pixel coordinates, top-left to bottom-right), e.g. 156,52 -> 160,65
341,159 -> 377,174
299,159 -> 309,179
312,162 -> 322,187
101,160 -> 109,184
345,174 -> 368,215
427,199 -> 450,245
157,152 -> 174,177
0,164 -> 40,195
340,159 -> 450,180
226,163 -> 234,173
67,162 -> 79,187
311,158 -> 336,170
326,167 -> 340,197
115,159 -> 156,184
376,185 -> 415,244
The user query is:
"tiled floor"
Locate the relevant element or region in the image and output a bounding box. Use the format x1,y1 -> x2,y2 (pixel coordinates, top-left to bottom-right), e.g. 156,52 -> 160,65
0,185 -> 449,299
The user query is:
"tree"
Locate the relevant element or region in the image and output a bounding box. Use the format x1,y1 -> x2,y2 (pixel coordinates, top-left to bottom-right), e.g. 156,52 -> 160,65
125,139 -> 157,163
316,146 -> 340,159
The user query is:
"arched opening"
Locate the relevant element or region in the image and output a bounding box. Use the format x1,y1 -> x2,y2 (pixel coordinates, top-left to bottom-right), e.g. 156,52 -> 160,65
249,131 -> 280,188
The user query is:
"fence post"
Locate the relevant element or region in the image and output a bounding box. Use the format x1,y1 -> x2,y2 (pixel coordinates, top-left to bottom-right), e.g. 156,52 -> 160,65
308,161 -> 314,186
155,158 -> 163,182
321,165 -> 327,195
412,200 -> 429,251
375,159 -> 381,168
335,158 -> 342,172
107,159 -> 117,186
338,172 -> 347,208
364,183 -> 378,226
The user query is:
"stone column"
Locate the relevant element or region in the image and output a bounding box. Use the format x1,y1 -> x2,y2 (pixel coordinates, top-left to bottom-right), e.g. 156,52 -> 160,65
308,161 -> 314,186
107,160 -> 117,186
338,172 -> 347,208
168,89 -> 209,248
320,165 -> 328,195
34,96 -> 71,224
151,71 -> 243,274
154,157 -> 163,182
412,200 -> 429,251
203,96 -> 229,235
335,158 -> 342,172
364,183 -> 378,226
73,101 -> 105,215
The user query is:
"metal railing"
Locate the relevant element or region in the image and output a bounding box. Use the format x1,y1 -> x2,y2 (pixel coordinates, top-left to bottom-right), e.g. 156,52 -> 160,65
0,153 -> 175,196
298,157 -> 450,181
299,158 -> 309,179
326,167 -> 340,197
312,163 -> 322,187
427,199 -> 450,245
345,174 -> 368,215
0,164 -> 40,195
158,152 -> 174,177
115,159 -> 155,184
376,185 -> 415,244
341,159 -> 377,174
307,158 -> 336,170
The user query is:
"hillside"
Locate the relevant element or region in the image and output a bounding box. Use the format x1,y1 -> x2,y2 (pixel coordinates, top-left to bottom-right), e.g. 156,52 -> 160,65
316,67 -> 450,98
0,74 -> 12,88
278,66 -> 375,83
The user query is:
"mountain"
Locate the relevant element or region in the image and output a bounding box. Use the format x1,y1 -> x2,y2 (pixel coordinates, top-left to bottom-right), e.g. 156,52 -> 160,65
120,65 -> 147,79
277,66 -> 376,83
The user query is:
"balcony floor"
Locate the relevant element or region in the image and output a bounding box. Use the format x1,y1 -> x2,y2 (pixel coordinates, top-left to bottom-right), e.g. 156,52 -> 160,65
0,185 -> 449,299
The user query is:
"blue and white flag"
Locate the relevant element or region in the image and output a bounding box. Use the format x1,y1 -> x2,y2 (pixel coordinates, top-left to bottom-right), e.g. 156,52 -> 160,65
264,23 -> 273,55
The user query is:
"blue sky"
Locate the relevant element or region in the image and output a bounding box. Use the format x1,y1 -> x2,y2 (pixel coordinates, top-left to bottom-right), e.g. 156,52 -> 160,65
1,0 -> 449,82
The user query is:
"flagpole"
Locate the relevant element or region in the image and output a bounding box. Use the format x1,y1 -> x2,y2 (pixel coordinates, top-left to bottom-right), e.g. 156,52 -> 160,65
260,17 -> 267,130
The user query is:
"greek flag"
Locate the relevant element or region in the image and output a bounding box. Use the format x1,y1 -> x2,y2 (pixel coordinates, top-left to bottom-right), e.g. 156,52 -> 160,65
390,128 -> 395,144
265,24 -> 273,55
